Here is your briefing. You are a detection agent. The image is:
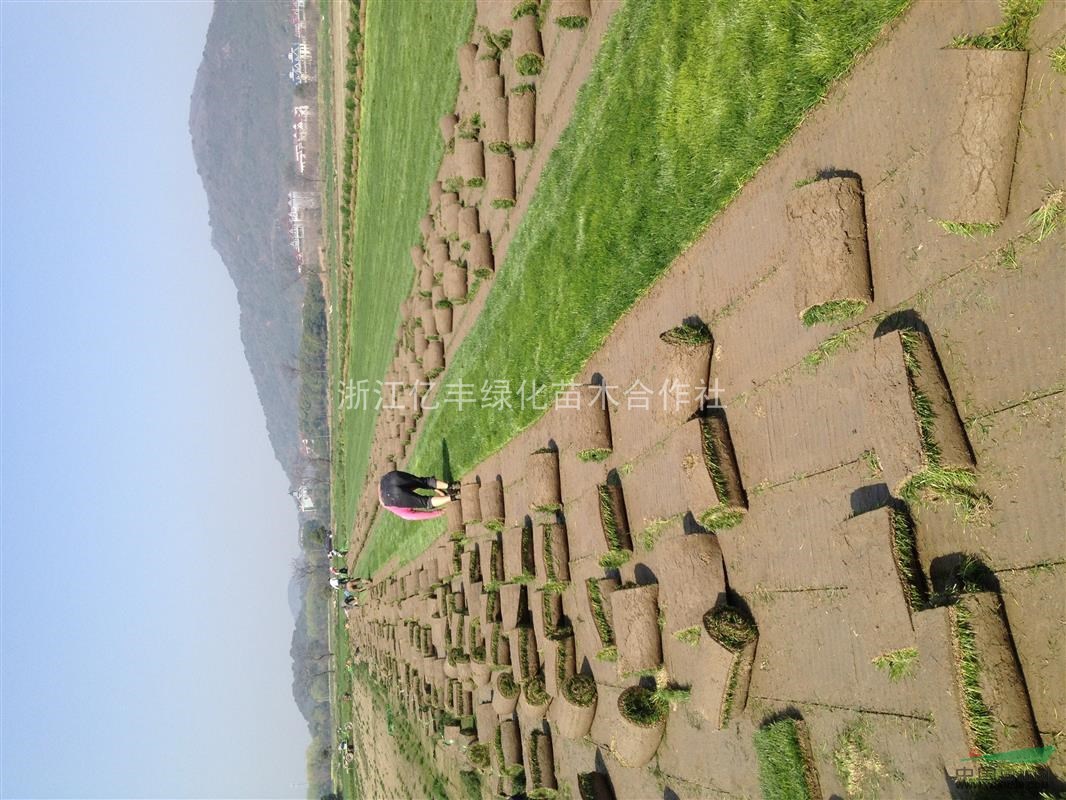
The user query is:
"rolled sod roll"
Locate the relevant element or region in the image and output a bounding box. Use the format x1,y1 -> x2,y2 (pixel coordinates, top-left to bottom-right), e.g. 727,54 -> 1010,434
433,299 -> 453,336
498,717 -> 523,769
927,49 -> 1028,224
439,112 -> 458,145
509,89 -> 536,150
458,206 -> 480,243
466,232 -> 495,274
512,13 -> 543,73
421,308 -> 438,338
577,772 -> 615,800
419,263 -> 434,293
448,239 -> 465,263
614,686 -> 666,767
457,42 -> 478,89
456,138 -> 485,181
475,42 -> 499,84
415,293 -> 432,314
483,96 -> 509,152
406,360 -> 422,387
550,674 -> 597,740
444,261 -> 468,301
482,75 -> 505,103
610,584 -> 662,677
500,584 -> 522,632
528,729 -> 557,791
428,181 -> 443,207
440,193 -> 461,235
527,448 -> 561,511
428,237 -> 449,269
486,151 -> 517,208
460,479 -> 482,523
786,176 -> 872,324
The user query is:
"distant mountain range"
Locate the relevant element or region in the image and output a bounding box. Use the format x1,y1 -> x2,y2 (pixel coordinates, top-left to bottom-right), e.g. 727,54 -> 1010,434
189,4 -> 332,792
189,0 -> 308,486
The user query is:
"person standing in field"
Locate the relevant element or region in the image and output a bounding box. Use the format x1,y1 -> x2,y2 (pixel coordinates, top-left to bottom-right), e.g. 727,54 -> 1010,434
378,469 -> 459,520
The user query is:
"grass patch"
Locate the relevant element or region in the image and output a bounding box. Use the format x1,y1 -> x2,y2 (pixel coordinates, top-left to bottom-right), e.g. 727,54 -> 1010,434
1052,41 -> 1066,74
698,505 -> 745,531
833,722 -> 891,800
951,0 -> 1043,50
640,515 -> 679,550
596,645 -> 618,662
357,0 -> 911,575
599,549 -> 630,569
515,52 -> 545,75
802,327 -> 859,370
334,0 -> 476,553
524,675 -> 550,706
660,322 -> 712,347
511,82 -> 536,95
578,447 -> 612,462
512,0 -> 539,19
1026,187 -> 1064,243
557,15 -> 590,30
720,658 -> 742,727
872,647 -> 919,681
673,625 -> 702,646
497,671 -> 520,699
801,299 -> 867,327
618,686 -> 668,727
491,197 -> 516,209
936,220 -> 1000,238
704,605 -> 758,652
753,718 -> 814,800
468,742 -> 491,769
562,674 -> 598,707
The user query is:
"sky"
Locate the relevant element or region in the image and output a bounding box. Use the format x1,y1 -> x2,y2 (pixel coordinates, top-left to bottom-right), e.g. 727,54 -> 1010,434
1,2 -> 310,797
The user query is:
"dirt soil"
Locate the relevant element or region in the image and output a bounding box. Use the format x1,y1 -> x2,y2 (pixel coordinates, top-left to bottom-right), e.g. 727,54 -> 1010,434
347,1 -> 1065,798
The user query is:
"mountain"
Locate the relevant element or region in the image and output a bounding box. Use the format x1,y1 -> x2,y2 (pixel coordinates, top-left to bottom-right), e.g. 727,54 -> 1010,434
189,0 -> 307,484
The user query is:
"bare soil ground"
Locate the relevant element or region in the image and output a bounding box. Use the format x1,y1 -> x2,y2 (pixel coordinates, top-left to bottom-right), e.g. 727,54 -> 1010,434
349,1 -> 1065,797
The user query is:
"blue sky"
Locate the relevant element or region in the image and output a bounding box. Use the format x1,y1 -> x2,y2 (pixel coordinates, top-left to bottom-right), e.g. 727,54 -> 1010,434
2,2 -> 309,797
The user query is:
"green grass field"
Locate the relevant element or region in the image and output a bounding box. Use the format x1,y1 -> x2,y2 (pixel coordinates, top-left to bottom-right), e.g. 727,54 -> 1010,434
354,0 -> 909,576
330,0 -> 475,546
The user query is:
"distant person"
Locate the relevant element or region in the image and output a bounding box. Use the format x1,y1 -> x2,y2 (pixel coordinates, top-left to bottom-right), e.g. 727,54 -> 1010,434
378,470 -> 458,521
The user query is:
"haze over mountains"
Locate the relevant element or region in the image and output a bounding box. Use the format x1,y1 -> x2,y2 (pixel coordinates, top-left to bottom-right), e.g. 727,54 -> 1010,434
189,2 -> 332,792
189,0 -> 307,486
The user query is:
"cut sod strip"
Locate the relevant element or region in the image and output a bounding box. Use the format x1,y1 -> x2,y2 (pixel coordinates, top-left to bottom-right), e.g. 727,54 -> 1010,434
699,408 -> 748,529
614,686 -> 668,768
585,577 -> 619,663
753,717 -> 821,800
949,593 -> 1041,776
597,479 -> 632,568
880,329 -> 989,519
527,728 -> 557,797
927,48 -> 1029,226
535,521 -> 571,585
573,383 -> 613,463
786,176 -> 872,327
609,583 -> 662,678
527,447 -> 563,513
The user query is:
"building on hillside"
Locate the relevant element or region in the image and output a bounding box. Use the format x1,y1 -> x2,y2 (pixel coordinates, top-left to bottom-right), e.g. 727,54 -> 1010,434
291,485 -> 315,512
288,41 -> 313,85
